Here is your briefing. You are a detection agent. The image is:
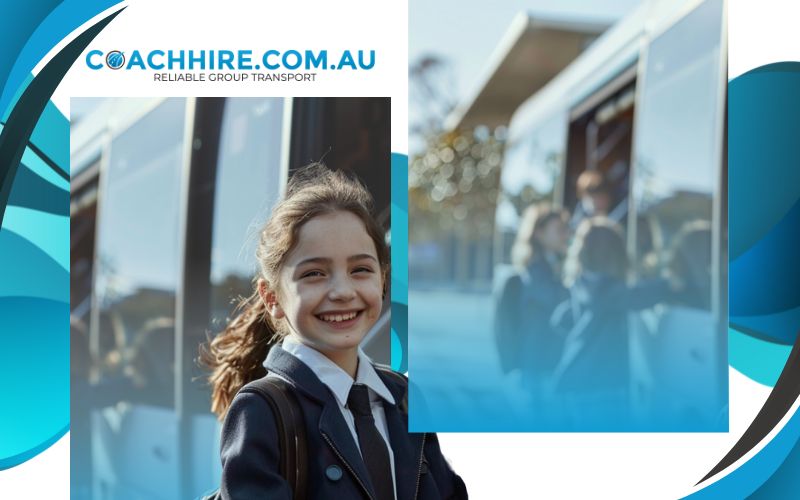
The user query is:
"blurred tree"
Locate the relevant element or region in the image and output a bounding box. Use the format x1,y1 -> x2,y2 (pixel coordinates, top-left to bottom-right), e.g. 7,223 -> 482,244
409,128 -> 504,241
409,54 -> 458,139
409,55 -> 505,287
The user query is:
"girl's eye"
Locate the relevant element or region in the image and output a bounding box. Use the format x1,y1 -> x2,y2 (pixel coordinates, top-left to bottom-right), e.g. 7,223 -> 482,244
353,266 -> 374,274
301,270 -> 324,279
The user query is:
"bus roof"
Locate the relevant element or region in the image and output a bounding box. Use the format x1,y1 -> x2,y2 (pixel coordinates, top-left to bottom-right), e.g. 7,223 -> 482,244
508,0 -> 703,139
450,0 -> 705,135
445,12 -> 609,131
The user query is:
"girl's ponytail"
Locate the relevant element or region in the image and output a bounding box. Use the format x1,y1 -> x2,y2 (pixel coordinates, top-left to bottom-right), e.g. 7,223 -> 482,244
201,289 -> 279,419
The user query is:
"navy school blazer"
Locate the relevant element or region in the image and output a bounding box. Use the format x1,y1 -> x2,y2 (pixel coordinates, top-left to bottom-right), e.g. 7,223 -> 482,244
220,345 -> 468,499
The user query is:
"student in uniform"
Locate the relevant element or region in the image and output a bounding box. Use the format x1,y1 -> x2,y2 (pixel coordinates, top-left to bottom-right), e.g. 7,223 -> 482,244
550,216 -> 674,429
509,204 -> 570,396
202,164 -> 467,499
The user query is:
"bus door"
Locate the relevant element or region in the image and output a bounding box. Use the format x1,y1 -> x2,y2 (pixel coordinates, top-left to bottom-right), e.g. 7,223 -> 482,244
565,66 -> 636,226
629,0 -> 726,429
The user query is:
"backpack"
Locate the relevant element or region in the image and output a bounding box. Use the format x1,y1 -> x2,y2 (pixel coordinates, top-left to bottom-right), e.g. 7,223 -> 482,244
204,367 -> 409,500
374,365 -> 409,415
203,377 -> 308,500
493,272 -> 524,374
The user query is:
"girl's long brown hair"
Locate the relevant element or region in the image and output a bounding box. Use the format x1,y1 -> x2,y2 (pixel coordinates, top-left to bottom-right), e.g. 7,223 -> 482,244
200,163 -> 389,419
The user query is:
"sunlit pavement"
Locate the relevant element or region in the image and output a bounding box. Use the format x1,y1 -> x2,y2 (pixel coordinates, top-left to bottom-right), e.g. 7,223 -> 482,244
407,289 -> 532,427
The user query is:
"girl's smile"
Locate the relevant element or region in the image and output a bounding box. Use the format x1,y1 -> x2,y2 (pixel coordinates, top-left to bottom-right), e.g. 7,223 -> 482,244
316,309 -> 362,327
267,210 -> 384,371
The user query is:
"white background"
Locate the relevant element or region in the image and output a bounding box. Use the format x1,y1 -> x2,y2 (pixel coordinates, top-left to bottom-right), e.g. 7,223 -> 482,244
3,0 -> 799,497
436,0 -> 800,497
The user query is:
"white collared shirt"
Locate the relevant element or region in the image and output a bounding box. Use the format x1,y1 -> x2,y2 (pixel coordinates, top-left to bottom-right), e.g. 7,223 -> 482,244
273,336 -> 397,498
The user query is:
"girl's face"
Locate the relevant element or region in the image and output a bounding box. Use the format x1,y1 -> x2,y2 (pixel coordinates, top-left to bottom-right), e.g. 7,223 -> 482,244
269,210 -> 384,357
537,217 -> 569,255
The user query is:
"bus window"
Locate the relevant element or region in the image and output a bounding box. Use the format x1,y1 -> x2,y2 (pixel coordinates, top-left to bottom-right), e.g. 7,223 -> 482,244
93,98 -> 186,408
631,0 -> 725,426
71,158 -> 100,334
326,98 -> 391,223
632,0 -> 724,309
289,97 -> 391,224
495,112 -> 567,265
565,74 -> 636,226
209,98 -> 286,331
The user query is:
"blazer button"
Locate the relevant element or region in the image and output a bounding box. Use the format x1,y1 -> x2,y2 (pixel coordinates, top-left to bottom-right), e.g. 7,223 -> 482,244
420,459 -> 429,474
326,465 -> 343,482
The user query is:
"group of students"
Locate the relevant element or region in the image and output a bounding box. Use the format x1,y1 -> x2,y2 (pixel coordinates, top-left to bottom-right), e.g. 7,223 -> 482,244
496,171 -> 679,429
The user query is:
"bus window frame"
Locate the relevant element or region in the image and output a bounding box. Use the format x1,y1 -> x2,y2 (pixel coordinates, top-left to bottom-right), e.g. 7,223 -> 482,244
563,65 -> 637,213
628,0 -> 727,318
88,97 -> 189,404
626,0 -> 728,420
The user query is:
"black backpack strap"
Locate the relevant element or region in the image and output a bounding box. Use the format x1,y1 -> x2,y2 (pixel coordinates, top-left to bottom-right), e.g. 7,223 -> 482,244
241,377 -> 308,500
373,365 -> 408,416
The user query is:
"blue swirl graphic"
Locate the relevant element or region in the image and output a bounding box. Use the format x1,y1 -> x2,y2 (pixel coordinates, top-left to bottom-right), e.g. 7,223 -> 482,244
391,153 -> 408,372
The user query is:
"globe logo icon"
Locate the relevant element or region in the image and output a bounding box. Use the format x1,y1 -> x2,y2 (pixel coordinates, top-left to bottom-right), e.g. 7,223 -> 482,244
105,50 -> 125,70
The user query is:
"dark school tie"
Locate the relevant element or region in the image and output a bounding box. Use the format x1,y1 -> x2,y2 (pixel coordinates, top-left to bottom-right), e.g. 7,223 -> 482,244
347,383 -> 394,500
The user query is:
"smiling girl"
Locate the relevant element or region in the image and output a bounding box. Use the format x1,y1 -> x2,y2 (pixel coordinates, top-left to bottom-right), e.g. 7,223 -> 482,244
203,164 -> 466,500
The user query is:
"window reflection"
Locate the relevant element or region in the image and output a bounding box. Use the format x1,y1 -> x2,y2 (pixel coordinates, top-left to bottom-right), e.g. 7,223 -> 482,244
209,98 -> 285,329
630,0 -> 725,428
496,112 -> 566,265
94,98 -> 186,407
633,0 -> 722,310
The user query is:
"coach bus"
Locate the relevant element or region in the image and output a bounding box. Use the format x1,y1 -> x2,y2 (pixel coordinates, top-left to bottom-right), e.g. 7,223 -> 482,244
493,0 -> 727,428
70,96 -> 390,499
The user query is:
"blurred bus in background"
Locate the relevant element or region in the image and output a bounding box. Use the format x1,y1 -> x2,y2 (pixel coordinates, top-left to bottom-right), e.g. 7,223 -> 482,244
70,96 -> 390,499
409,0 -> 727,431
493,0 -> 726,427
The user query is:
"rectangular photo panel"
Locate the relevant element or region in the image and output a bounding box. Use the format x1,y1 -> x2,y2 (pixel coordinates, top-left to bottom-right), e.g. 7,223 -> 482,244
70,96 -> 390,498
407,0 -> 728,432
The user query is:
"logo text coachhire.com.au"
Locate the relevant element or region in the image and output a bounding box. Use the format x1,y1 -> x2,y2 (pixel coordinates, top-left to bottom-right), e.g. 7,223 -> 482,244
86,49 -> 375,71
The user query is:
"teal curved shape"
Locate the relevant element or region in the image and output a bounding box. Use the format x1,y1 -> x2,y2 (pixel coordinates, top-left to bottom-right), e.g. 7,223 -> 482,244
729,62 -> 800,261
392,202 -> 408,297
729,328 -> 792,387
10,157 -> 69,216
391,152 -> 408,211
0,424 -> 69,470
687,61 -> 800,497
0,296 -> 70,470
0,228 -> 69,302
28,100 -> 69,174
684,401 -> 800,499
21,143 -> 69,189
391,328 -> 403,372
4,79 -> 69,182
0,3 -> 123,472
0,0 -> 60,118
1,205 -> 68,271
731,304 -> 800,349
750,405 -> 800,497
1,0 -> 122,121
390,153 -> 408,373
1,95 -> 71,185
729,191 -> 800,323
391,153 -> 408,294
